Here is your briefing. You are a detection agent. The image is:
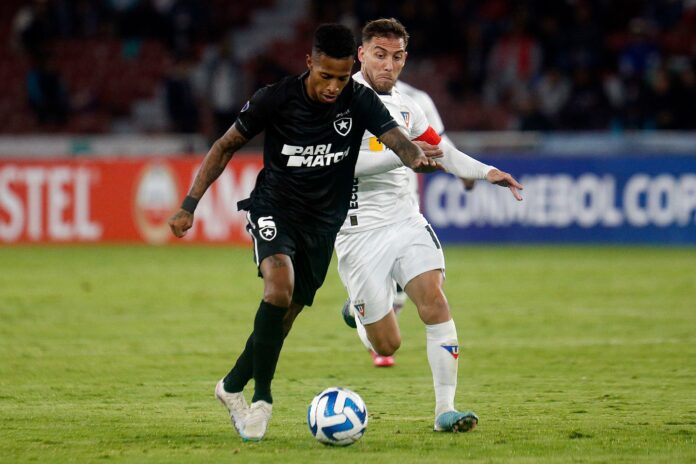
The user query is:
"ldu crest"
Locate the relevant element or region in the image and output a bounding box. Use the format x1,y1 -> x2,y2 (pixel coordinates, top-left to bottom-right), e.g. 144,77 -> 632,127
333,117 -> 352,136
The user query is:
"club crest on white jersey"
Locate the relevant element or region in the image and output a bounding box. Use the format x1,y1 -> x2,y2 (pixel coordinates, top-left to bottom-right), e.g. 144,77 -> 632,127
281,144 -> 350,168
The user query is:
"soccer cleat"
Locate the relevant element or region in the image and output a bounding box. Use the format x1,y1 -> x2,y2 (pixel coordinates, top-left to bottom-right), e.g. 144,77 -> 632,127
215,379 -> 249,435
370,349 -> 395,367
241,400 -> 273,441
434,410 -> 479,433
341,298 -> 357,328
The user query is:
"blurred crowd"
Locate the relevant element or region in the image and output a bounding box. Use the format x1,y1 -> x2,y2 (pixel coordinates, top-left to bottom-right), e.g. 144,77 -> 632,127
5,0 -> 695,135
315,0 -> 695,131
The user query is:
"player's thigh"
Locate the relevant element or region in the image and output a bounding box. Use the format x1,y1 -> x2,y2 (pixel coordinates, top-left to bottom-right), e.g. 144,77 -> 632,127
393,218 -> 445,290
291,228 -> 336,307
246,211 -> 296,272
335,228 -> 397,326
403,269 -> 450,324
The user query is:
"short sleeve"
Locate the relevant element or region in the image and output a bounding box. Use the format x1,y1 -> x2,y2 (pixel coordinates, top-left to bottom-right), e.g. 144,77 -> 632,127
353,85 -> 398,137
405,94 -> 430,140
234,86 -> 274,139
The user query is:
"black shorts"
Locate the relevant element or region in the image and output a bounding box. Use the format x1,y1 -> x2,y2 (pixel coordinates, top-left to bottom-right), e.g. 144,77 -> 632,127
245,210 -> 335,307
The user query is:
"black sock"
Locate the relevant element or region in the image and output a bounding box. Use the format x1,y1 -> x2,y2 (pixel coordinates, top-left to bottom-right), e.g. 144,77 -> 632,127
223,333 -> 254,393
251,301 -> 286,404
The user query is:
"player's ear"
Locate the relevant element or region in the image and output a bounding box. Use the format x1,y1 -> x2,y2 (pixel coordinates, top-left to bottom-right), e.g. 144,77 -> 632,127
306,54 -> 313,71
357,46 -> 365,63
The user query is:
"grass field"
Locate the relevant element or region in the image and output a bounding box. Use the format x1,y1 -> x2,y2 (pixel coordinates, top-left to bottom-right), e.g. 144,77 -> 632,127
1,245 -> 694,463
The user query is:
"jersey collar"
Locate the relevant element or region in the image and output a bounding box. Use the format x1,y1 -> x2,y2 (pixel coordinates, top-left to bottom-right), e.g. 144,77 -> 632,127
353,71 -> 393,96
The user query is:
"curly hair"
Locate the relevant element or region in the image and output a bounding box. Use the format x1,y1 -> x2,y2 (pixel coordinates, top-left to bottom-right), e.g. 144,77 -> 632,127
313,23 -> 357,59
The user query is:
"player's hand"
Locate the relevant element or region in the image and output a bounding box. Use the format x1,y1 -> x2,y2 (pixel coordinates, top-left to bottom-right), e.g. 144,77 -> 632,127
486,169 -> 523,201
410,155 -> 443,173
461,178 -> 476,191
413,141 -> 443,159
168,209 -> 194,238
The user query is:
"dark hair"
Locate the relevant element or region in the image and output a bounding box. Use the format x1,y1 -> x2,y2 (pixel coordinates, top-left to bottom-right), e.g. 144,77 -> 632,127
361,18 -> 409,47
313,23 -> 357,59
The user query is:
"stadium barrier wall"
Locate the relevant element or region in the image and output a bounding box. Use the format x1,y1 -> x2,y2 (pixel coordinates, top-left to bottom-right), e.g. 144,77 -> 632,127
0,155 -> 262,245
423,155 -> 696,244
1,154 -> 694,245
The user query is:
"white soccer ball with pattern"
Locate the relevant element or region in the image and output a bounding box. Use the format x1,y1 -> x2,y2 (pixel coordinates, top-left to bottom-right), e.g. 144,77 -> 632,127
307,387 -> 368,446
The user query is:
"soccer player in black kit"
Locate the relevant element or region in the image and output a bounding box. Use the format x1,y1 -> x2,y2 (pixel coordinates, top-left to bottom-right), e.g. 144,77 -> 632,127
168,24 -> 439,441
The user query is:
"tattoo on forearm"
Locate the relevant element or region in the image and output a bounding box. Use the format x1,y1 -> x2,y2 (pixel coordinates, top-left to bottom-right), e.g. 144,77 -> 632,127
189,130 -> 248,198
380,129 -> 419,165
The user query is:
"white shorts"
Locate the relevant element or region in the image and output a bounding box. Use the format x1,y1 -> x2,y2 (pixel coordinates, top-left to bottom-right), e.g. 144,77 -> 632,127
335,215 -> 445,325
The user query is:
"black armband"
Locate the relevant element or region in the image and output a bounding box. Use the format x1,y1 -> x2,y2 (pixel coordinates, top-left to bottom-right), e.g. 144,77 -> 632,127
181,195 -> 199,214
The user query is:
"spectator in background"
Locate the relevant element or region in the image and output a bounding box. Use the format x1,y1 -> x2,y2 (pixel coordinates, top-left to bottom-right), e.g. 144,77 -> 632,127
26,55 -> 70,126
561,66 -> 610,130
563,1 -> 603,71
618,18 -> 661,79
195,37 -> 248,141
164,55 -> 199,133
163,0 -> 209,57
648,67 -> 681,130
673,61 -> 696,129
483,14 -> 542,106
621,75 -> 651,130
251,51 -> 290,89
531,65 -> 571,130
12,0 -> 54,59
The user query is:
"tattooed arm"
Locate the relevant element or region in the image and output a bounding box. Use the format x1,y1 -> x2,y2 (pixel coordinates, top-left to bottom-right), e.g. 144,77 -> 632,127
378,127 -> 442,173
168,124 -> 249,238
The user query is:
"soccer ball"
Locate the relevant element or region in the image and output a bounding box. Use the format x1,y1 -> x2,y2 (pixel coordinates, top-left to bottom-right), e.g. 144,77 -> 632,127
307,387 -> 368,446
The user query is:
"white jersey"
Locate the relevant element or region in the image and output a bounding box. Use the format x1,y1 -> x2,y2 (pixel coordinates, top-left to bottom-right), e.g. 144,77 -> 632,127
340,72 -> 431,234
395,80 -> 445,136
393,80 -> 448,204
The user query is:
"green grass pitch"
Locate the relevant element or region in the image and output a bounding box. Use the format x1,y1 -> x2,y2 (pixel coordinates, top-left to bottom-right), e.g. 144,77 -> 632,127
1,245 -> 694,463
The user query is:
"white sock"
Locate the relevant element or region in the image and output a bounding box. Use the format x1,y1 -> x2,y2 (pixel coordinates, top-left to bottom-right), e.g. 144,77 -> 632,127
426,319 -> 458,417
355,316 -> 374,352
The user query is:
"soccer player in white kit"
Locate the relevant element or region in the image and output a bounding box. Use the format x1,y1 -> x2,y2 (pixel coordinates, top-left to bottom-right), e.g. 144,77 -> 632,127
341,78 -> 477,368
335,18 -> 523,433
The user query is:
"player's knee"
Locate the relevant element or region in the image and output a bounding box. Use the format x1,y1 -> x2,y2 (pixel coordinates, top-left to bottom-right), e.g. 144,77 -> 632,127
372,336 -> 401,356
263,286 -> 293,308
418,293 -> 450,324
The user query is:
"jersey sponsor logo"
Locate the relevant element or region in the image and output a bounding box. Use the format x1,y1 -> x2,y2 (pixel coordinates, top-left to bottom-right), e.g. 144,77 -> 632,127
280,144 -> 350,168
353,301 -> 366,317
333,117 -> 352,136
401,111 -> 410,128
257,216 -> 277,241
349,178 -> 359,209
441,344 -> 459,360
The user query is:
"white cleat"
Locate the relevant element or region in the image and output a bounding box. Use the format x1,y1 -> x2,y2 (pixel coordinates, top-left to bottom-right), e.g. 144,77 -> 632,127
241,400 -> 272,441
215,379 -> 249,435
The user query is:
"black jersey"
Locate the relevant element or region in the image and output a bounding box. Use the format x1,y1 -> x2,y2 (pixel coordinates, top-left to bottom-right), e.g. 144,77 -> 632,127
235,72 -> 398,233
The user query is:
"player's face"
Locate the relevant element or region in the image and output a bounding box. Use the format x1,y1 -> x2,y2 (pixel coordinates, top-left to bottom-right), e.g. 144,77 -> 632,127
305,53 -> 355,104
358,36 -> 407,93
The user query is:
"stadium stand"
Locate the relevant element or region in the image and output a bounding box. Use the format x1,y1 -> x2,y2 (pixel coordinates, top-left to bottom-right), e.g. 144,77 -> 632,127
0,0 -> 693,134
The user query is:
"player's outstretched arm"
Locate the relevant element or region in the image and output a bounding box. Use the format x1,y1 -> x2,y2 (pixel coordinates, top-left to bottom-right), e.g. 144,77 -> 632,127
378,127 -> 442,173
435,139 -> 522,200
168,124 -> 249,238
